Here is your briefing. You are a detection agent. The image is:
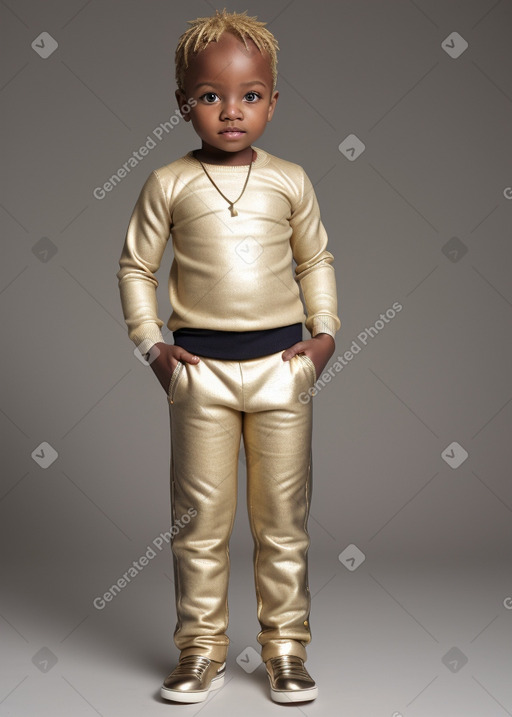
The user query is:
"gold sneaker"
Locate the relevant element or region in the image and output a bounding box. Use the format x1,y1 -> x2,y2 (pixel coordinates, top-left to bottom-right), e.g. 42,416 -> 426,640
265,655 -> 318,703
160,655 -> 226,703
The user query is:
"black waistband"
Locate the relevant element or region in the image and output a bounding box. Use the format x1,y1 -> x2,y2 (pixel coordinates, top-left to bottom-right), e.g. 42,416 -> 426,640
172,323 -> 303,360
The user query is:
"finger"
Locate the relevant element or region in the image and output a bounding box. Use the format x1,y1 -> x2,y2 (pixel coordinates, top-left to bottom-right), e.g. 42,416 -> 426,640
281,342 -> 304,360
177,348 -> 200,365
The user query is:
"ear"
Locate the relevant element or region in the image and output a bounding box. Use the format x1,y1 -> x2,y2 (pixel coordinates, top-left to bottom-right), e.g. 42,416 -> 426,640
267,90 -> 279,122
175,89 -> 192,122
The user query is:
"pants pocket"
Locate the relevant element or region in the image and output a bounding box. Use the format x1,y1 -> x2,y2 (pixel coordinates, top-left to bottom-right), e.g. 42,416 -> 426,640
296,353 -> 317,383
167,362 -> 184,404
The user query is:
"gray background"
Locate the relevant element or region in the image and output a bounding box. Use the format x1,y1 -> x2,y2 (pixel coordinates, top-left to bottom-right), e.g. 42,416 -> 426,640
1,0 -> 511,715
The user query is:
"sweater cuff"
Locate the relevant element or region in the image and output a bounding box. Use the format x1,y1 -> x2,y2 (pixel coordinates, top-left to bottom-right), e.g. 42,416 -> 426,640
311,315 -> 339,340
132,324 -> 166,358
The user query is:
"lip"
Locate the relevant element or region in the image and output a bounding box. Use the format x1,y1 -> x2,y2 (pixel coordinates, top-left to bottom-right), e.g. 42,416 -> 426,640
219,131 -> 246,140
219,128 -> 245,134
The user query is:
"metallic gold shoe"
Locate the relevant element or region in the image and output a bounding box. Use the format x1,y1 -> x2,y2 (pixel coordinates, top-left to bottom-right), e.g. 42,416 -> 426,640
265,655 -> 318,703
160,655 -> 226,703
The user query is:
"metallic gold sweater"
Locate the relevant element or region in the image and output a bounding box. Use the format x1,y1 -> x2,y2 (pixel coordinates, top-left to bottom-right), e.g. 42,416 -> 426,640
116,146 -> 340,353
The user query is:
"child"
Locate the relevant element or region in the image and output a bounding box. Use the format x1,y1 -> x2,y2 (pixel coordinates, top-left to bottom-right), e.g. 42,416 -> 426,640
116,8 -> 340,705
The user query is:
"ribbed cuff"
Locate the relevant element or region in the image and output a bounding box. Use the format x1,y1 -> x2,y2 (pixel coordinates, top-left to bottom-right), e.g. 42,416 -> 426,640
132,324 -> 166,357
311,315 -> 339,339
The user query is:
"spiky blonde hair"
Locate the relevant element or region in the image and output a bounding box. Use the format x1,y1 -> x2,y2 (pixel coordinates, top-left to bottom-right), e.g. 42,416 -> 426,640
175,8 -> 279,92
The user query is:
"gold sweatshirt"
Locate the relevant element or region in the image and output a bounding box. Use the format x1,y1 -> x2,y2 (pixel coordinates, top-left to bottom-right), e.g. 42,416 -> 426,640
116,146 -> 340,354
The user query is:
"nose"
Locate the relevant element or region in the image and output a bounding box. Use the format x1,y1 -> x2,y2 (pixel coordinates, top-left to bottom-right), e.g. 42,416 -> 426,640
220,97 -> 243,120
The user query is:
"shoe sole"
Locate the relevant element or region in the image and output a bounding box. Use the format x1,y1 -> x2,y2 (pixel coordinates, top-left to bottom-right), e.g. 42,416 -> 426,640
160,669 -> 225,703
269,683 -> 318,703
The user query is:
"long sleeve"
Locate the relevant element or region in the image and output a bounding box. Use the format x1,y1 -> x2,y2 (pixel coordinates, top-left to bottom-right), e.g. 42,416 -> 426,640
289,170 -> 341,339
116,170 -> 171,354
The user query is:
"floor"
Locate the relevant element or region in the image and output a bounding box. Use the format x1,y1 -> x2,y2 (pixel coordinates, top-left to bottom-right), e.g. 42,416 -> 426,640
1,552 -> 510,717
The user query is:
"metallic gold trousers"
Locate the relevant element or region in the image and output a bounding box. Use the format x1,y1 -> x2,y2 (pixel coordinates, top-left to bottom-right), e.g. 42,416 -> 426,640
167,348 -> 317,664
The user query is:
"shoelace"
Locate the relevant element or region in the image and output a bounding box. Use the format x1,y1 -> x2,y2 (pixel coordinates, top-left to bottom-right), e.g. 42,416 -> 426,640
270,656 -> 309,680
172,656 -> 210,677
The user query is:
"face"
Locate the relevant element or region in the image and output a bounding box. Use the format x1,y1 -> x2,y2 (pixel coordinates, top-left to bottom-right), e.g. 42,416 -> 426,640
176,31 -> 278,162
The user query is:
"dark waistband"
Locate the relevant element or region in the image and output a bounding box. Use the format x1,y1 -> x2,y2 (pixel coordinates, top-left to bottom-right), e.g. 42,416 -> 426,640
172,323 -> 303,360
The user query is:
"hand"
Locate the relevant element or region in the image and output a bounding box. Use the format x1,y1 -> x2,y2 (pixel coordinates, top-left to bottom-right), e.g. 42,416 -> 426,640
145,342 -> 200,393
281,333 -> 335,380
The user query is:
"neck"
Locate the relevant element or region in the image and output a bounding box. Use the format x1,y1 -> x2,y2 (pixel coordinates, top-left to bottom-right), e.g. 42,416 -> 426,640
193,146 -> 255,166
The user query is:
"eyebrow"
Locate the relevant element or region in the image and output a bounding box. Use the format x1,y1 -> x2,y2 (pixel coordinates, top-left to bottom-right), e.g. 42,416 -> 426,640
193,80 -> 268,90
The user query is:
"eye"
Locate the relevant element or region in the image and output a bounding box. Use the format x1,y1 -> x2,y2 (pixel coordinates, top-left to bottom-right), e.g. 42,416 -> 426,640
245,91 -> 261,102
200,92 -> 219,103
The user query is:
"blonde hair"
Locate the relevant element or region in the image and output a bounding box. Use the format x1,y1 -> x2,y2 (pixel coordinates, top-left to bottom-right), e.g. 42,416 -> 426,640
175,8 -> 279,92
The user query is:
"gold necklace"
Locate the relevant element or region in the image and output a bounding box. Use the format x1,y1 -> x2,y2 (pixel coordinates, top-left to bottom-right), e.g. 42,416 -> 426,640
195,150 -> 254,217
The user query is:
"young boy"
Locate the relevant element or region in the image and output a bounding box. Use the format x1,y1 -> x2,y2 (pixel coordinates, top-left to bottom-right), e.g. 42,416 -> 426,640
116,8 -> 340,705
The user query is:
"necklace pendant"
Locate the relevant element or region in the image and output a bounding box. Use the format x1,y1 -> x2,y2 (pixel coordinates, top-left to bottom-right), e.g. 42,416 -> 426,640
197,156 -> 251,218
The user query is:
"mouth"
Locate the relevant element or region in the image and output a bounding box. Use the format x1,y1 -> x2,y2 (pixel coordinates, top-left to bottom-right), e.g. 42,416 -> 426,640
219,128 -> 246,136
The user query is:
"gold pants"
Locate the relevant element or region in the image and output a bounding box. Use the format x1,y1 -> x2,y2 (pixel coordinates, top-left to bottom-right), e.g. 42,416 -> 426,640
167,348 -> 317,664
